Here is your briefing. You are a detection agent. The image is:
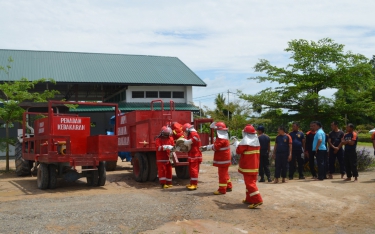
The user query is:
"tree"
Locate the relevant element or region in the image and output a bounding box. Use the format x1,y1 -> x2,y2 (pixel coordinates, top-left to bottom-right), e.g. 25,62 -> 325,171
0,57 -> 59,171
205,98 -> 253,137
240,38 -> 374,127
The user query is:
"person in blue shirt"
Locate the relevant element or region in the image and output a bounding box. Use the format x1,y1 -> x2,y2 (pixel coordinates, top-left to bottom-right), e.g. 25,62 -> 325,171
312,121 -> 327,180
288,122 -> 306,180
272,126 -> 292,183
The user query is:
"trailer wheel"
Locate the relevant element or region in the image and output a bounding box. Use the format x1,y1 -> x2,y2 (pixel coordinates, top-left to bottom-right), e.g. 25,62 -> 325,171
15,141 -> 31,176
48,164 -> 58,189
37,163 -> 49,189
147,152 -> 157,181
105,161 -> 117,171
86,167 -> 99,187
175,158 -> 190,179
133,153 -> 149,182
98,162 -> 106,186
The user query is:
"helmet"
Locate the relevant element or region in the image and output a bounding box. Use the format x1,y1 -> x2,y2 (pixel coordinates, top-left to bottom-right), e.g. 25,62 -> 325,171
182,123 -> 193,132
160,126 -> 172,136
210,122 -> 228,131
243,124 -> 256,134
256,125 -> 265,132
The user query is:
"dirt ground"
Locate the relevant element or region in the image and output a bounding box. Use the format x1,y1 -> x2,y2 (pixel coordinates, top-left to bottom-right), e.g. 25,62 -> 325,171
1,152 -> 375,234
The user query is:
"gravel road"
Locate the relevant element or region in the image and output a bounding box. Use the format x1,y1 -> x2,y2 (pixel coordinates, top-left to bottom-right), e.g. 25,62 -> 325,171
1,151 -> 375,234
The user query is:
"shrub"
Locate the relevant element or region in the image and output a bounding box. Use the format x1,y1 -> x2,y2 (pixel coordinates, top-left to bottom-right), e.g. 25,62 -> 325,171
356,148 -> 375,171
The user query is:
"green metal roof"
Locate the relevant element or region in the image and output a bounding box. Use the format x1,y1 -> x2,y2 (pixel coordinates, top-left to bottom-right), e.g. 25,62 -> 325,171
0,49 -> 206,86
70,102 -> 200,113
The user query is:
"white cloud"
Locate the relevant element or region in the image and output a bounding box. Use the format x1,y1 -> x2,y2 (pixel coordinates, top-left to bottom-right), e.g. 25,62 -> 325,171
1,0 -> 374,108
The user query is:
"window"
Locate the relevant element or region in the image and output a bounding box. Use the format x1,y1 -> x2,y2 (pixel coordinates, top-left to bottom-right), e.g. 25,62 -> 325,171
173,91 -> 184,98
146,91 -> 158,98
132,91 -> 144,98
159,91 -> 171,98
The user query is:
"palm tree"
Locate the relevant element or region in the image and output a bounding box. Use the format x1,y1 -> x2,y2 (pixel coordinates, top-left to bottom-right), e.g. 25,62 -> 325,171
214,93 -> 226,113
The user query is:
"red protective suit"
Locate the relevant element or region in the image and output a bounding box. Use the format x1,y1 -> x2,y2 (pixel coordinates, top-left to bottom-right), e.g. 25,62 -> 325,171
187,131 -> 202,185
212,137 -> 232,194
155,136 -> 174,185
236,144 -> 263,204
171,122 -> 184,140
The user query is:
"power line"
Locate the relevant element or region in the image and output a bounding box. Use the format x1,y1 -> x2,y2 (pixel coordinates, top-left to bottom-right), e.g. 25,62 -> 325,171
193,92 -> 223,100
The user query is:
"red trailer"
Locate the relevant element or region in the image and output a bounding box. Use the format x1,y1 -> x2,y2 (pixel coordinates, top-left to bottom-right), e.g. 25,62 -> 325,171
18,101 -> 119,189
116,100 -> 209,182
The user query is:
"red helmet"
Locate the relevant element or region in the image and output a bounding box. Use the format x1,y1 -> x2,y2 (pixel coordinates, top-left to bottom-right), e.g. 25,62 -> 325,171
243,124 -> 256,134
182,123 -> 193,132
160,126 -> 172,136
210,122 -> 228,131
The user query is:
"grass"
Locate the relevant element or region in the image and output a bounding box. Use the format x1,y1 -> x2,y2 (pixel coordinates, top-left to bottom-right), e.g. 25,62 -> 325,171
357,142 -> 373,147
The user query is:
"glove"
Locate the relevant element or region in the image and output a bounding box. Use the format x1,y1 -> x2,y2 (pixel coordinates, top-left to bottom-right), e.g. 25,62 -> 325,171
200,144 -> 213,152
163,145 -> 174,151
206,145 -> 214,150
175,146 -> 181,152
233,140 -> 239,148
183,139 -> 193,146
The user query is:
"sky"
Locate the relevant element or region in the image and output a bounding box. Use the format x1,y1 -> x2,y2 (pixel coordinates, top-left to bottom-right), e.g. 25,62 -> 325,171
0,0 -> 374,109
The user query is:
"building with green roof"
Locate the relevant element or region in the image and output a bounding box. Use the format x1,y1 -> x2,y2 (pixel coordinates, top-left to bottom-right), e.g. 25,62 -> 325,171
0,49 -> 205,112
0,49 -> 206,143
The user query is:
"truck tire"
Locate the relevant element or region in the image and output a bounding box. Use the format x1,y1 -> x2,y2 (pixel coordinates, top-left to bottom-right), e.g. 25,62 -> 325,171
15,141 -> 31,176
48,164 -> 58,189
86,166 -> 99,187
98,162 -> 106,186
105,161 -> 117,171
133,153 -> 149,182
175,158 -> 190,179
147,152 -> 157,181
37,163 -> 49,189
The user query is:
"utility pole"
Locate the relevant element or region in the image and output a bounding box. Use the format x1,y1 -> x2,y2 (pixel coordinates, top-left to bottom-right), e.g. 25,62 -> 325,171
199,101 -> 202,133
227,90 -> 230,121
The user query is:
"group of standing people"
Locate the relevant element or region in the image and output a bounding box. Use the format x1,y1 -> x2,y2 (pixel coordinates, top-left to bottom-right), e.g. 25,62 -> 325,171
154,119 -> 361,210
155,121 -> 264,209
257,121 -> 360,183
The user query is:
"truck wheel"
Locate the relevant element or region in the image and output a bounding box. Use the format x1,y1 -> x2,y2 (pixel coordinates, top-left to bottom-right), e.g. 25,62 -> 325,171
147,152 -> 157,181
15,141 -> 31,176
86,167 -> 99,187
175,158 -> 190,179
37,163 -> 49,189
105,161 -> 117,171
98,162 -> 106,186
48,164 -> 58,189
133,153 -> 149,182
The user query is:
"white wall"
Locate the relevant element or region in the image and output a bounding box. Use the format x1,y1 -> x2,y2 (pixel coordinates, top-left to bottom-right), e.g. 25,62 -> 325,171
126,86 -> 193,103
0,145 -> 15,157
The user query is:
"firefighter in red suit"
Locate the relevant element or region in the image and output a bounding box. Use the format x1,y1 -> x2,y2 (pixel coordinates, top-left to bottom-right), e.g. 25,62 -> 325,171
201,122 -> 232,195
182,123 -> 202,190
236,124 -> 263,209
155,126 -> 174,189
171,122 -> 184,140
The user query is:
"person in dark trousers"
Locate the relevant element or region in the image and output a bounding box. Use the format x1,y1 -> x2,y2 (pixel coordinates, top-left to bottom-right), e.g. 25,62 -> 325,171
328,121 -> 345,179
304,122 -> 317,179
288,122 -> 306,180
272,126 -> 292,183
312,121 -> 327,181
337,123 -> 358,182
257,126 -> 272,182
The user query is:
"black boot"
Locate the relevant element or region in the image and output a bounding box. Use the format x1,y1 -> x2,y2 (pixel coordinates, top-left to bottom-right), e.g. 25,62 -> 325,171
258,178 -> 265,182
